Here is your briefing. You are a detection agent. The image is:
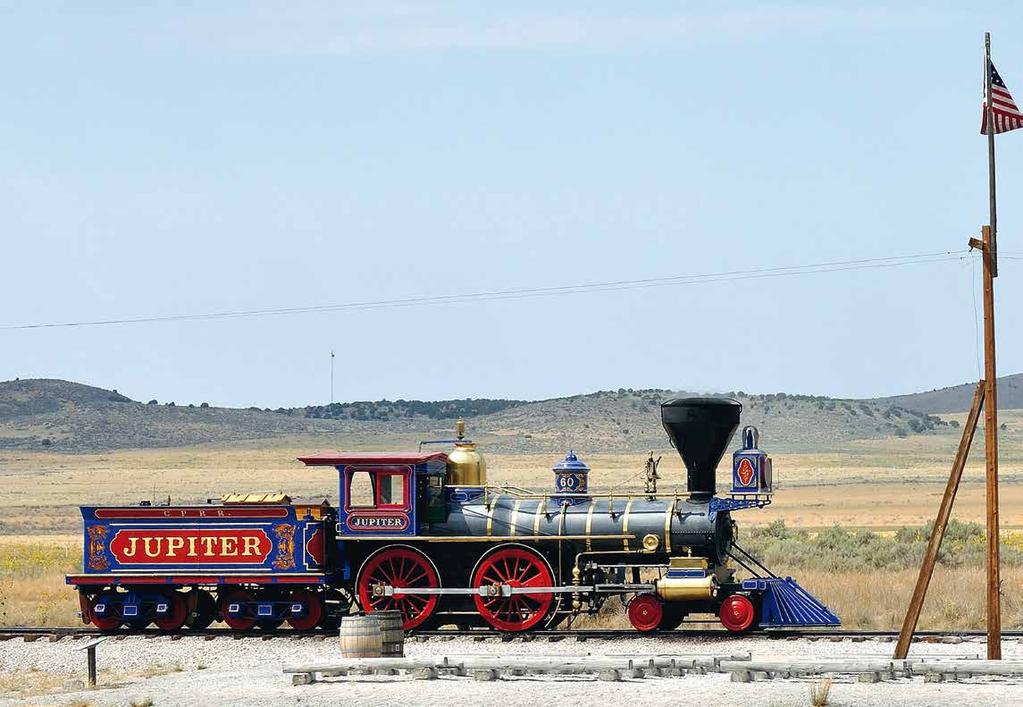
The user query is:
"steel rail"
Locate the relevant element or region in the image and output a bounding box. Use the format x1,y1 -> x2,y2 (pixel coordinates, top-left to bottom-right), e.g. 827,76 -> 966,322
1,626 -> 1018,641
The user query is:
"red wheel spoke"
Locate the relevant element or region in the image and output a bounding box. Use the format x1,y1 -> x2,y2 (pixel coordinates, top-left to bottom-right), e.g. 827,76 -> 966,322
405,568 -> 427,585
472,547 -> 553,632
358,547 -> 439,630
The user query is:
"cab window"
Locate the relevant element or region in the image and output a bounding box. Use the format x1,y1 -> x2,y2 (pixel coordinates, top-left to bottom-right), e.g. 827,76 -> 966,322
345,465 -> 411,511
376,473 -> 406,508
348,471 -> 375,508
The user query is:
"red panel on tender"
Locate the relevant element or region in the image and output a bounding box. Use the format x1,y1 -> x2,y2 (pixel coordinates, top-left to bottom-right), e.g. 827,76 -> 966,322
298,451 -> 449,466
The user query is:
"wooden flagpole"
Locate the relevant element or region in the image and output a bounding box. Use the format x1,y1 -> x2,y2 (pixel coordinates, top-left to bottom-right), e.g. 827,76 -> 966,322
897,31 -> 1004,663
982,32 -> 1003,661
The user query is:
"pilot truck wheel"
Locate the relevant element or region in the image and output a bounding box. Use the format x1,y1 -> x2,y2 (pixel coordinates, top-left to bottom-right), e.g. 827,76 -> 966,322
719,594 -> 757,633
627,593 -> 663,632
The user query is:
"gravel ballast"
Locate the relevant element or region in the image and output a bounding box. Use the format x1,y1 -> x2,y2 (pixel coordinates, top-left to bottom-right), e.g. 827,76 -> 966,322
2,635 -> 1023,706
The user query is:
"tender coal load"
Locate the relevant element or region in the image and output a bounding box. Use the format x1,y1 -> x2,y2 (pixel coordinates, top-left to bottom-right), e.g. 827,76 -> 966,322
661,398 -> 742,501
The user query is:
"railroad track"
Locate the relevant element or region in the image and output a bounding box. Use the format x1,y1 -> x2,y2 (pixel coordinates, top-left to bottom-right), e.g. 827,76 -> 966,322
1,626 -> 1016,642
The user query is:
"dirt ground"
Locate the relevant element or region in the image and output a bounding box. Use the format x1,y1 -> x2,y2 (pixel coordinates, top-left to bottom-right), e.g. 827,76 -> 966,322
2,635 -> 1023,706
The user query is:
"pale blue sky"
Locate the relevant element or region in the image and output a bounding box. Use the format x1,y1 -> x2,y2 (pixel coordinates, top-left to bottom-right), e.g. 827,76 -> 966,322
1,2 -> 1020,407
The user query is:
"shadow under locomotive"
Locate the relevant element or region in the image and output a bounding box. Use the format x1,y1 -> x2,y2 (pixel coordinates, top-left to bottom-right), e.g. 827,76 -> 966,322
67,398 -> 839,633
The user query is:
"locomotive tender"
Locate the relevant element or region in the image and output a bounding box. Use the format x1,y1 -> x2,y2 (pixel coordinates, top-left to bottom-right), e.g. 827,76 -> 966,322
67,398 -> 839,633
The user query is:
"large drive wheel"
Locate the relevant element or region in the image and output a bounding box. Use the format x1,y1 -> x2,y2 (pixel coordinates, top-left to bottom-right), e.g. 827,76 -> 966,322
719,594 -> 756,633
627,593 -> 663,632
286,589 -> 324,630
471,545 -> 554,632
357,546 -> 440,630
219,589 -> 257,631
88,592 -> 123,632
153,591 -> 188,632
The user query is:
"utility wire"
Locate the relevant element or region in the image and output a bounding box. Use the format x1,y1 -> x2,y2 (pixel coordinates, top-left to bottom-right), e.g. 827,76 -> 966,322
0,249 -> 971,331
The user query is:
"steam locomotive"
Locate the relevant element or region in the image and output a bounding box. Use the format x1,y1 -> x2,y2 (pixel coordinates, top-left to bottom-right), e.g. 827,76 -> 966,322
67,398 -> 839,633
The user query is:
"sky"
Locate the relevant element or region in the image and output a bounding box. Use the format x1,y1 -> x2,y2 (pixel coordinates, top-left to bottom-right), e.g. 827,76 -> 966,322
1,1 -> 1021,408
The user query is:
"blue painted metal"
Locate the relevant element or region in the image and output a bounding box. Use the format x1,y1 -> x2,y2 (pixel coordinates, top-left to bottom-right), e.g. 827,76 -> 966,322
77,505 -> 327,577
731,425 -> 774,496
552,451 -> 590,497
707,496 -> 771,520
742,577 -> 841,627
335,458 -> 447,537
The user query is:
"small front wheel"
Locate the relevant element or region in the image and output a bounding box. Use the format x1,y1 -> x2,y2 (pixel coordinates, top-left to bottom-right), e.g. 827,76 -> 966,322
719,594 -> 757,633
627,593 -> 663,632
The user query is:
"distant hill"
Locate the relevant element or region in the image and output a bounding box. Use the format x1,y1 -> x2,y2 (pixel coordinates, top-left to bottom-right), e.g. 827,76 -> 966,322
453,389 -> 947,453
0,378 -> 952,454
873,373 -> 1023,414
0,378 -> 351,452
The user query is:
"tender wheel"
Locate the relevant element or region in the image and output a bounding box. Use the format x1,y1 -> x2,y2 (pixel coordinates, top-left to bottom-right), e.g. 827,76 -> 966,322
357,545 -> 440,630
153,591 -> 188,632
627,593 -> 663,632
719,594 -> 756,633
471,545 -> 554,632
184,589 -> 216,630
88,592 -> 123,632
286,589 -> 324,630
218,589 -> 257,631
658,603 -> 687,631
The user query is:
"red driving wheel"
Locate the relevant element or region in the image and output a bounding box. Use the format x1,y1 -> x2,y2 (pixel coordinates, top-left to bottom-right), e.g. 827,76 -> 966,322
154,591 -> 188,632
286,589 -> 324,630
219,589 -> 257,631
627,593 -> 664,632
719,594 -> 756,633
472,546 -> 554,632
357,546 -> 440,630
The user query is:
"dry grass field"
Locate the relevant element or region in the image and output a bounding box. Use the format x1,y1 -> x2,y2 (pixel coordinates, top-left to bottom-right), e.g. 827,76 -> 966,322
1,409 -> 1021,629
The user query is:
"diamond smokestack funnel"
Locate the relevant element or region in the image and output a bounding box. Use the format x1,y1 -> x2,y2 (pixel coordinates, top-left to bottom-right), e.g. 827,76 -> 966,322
660,398 -> 742,501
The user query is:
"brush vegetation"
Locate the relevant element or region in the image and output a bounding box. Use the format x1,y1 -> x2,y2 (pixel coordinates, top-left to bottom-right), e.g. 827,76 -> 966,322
741,518 -> 1023,572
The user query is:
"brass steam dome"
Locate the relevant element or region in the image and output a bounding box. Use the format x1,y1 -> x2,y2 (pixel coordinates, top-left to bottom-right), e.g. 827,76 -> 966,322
447,419 -> 487,486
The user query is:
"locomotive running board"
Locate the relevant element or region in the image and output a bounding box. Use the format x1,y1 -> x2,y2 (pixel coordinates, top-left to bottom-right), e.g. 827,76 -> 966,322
377,583 -> 656,598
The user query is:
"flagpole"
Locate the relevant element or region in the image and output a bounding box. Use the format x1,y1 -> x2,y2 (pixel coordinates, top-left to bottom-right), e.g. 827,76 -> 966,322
986,32 -> 999,275
982,31 -> 1002,661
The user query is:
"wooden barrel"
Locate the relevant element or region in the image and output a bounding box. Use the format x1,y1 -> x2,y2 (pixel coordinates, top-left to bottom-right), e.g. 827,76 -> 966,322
339,615 -> 383,658
375,610 -> 405,657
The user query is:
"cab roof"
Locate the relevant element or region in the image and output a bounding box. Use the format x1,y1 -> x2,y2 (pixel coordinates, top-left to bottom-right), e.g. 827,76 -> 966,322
298,451 -> 449,467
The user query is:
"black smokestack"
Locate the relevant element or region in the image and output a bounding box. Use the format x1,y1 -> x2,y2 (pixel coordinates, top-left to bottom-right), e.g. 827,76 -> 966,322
660,398 -> 742,501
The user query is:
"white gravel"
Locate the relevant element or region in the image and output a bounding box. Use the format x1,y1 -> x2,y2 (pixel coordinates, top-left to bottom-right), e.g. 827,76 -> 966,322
2,635 -> 1023,706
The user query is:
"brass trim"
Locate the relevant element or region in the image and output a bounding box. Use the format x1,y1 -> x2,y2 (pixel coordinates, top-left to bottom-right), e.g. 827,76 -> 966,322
509,499 -> 522,538
584,503 -> 595,552
486,494 -> 500,536
534,499 -> 545,535
330,534 -> 633,543
622,498 -> 634,551
664,497 -> 676,554
642,533 -> 660,551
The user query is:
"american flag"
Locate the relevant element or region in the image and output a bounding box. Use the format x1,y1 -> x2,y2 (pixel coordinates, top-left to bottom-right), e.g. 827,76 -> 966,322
982,62 -> 1023,134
